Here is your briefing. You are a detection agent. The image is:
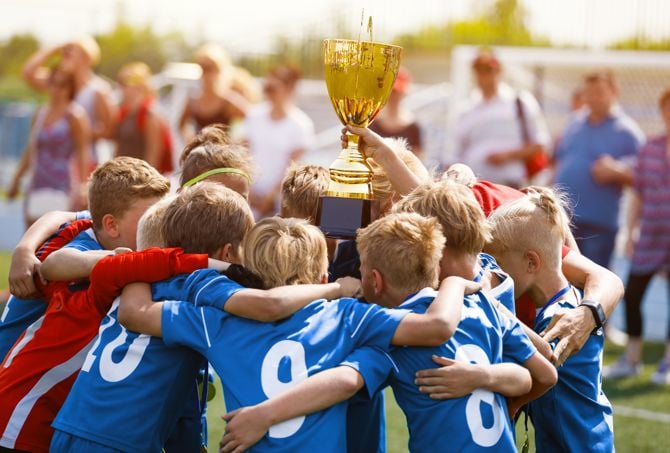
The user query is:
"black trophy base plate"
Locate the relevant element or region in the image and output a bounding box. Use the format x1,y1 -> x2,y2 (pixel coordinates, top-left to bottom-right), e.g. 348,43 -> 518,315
316,196 -> 373,239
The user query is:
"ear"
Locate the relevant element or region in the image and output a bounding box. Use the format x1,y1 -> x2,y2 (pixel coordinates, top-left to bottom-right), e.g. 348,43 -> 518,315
525,250 -> 542,274
219,243 -> 243,265
101,213 -> 119,238
371,269 -> 384,296
320,273 -> 329,285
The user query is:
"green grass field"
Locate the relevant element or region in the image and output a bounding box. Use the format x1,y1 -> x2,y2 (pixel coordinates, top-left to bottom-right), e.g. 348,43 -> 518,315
0,253 -> 668,452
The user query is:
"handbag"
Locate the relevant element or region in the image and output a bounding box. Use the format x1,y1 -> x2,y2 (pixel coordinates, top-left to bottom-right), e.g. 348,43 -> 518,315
515,96 -> 549,179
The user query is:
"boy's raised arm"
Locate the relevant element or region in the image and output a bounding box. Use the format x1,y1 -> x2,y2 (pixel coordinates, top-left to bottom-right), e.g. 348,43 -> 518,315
391,276 -> 480,347
40,248 -> 114,282
220,366 -> 365,453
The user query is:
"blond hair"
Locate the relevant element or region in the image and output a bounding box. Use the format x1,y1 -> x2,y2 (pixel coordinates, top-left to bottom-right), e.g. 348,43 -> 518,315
70,35 -> 101,65
118,62 -> 153,95
195,43 -> 232,72
88,157 -> 170,230
243,217 -> 327,289
369,138 -> 430,210
162,182 -> 253,256
394,180 -> 491,255
487,187 -> 571,269
280,164 -> 329,222
136,195 -> 175,250
357,212 -> 444,294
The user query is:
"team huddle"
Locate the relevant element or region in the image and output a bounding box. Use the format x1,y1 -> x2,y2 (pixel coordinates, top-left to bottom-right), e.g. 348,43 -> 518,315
0,124 -> 619,452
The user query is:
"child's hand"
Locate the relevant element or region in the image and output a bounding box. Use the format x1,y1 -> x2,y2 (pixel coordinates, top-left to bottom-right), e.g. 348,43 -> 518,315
415,355 -> 482,399
340,125 -> 393,162
335,276 -> 362,298
220,406 -> 270,453
442,276 -> 481,295
8,247 -> 42,298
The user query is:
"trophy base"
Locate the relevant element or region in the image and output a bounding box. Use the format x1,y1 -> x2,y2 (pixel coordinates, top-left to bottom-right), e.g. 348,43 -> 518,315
316,196 -> 373,239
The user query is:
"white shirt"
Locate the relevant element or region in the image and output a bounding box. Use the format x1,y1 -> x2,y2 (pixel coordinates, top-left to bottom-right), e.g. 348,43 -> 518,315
456,83 -> 550,185
244,102 -> 315,195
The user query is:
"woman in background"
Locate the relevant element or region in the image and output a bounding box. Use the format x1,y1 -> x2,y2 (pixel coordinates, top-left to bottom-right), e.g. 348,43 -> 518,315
7,69 -> 89,227
179,44 -> 253,142
113,62 -> 172,174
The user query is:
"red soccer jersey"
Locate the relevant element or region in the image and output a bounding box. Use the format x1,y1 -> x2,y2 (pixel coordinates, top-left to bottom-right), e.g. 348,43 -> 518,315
471,180 -> 571,328
0,244 -> 207,452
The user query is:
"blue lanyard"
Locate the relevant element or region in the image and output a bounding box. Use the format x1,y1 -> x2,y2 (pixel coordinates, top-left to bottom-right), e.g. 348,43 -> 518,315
537,285 -> 572,320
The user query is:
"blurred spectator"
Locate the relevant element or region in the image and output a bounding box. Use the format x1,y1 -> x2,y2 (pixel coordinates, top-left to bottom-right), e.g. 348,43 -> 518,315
369,66 -> 423,159
571,86 -> 585,112
113,62 -> 173,174
179,44 -> 251,142
554,69 -> 644,268
604,88 -> 670,384
456,48 -> 551,187
244,65 -> 314,218
6,69 -> 90,227
22,36 -> 114,167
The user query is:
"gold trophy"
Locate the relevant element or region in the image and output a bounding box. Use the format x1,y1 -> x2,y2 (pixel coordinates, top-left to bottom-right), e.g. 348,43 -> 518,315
317,38 -> 402,238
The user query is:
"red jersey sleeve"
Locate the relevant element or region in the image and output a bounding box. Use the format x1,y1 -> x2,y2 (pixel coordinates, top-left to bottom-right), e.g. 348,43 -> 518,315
87,247 -> 209,316
35,219 -> 94,262
470,181 -> 524,217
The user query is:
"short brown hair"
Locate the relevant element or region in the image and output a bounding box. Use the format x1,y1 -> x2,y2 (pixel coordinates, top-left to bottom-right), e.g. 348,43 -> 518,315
584,68 -> 618,90
243,217 -> 327,289
162,182 -> 253,256
180,124 -> 231,165
280,163 -> 330,222
357,212 -> 443,294
88,157 -> 170,230
179,141 -> 254,187
268,64 -> 302,90
394,180 -> 491,255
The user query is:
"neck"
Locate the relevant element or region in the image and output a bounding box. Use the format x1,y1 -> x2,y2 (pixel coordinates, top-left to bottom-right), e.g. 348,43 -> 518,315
94,228 -> 122,251
270,101 -> 289,119
378,284 -> 411,309
74,69 -> 91,90
527,271 -> 570,309
481,85 -> 497,100
441,251 -> 479,281
588,108 -> 611,124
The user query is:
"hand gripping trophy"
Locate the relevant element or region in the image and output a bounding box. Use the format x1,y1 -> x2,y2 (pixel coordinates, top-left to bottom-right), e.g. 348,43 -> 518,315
317,39 -> 402,238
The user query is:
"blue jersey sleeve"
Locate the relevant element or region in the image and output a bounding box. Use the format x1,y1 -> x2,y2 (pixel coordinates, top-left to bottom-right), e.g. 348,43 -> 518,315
62,229 -> 102,251
499,311 -> 536,364
152,269 -> 245,310
161,300 -> 226,353
340,346 -> 394,399
343,300 -> 409,351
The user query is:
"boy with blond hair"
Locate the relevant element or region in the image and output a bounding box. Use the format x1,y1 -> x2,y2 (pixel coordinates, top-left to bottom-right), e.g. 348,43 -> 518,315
218,212 -> 553,452
486,189 -> 614,452
279,163 -> 329,222
0,157 -> 209,452
118,212 -> 480,452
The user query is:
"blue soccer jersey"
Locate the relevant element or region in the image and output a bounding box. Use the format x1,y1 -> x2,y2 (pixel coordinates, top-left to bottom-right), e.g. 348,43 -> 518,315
0,222 -> 97,360
52,269 -> 244,452
530,286 -> 614,453
477,253 -> 515,314
161,287 -> 408,452
359,288 -> 536,453
0,297 -> 45,361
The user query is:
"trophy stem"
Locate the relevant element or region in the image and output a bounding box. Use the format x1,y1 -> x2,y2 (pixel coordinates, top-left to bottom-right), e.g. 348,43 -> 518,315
326,132 -> 373,200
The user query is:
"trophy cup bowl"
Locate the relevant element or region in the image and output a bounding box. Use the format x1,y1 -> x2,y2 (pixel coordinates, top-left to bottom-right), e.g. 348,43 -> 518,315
316,38 -> 402,238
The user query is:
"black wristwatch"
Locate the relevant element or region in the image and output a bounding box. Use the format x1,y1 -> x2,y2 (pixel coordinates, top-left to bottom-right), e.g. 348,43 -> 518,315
580,299 -> 606,334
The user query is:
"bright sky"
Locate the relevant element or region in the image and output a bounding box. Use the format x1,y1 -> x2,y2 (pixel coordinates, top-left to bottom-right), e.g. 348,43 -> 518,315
2,0 -> 669,53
